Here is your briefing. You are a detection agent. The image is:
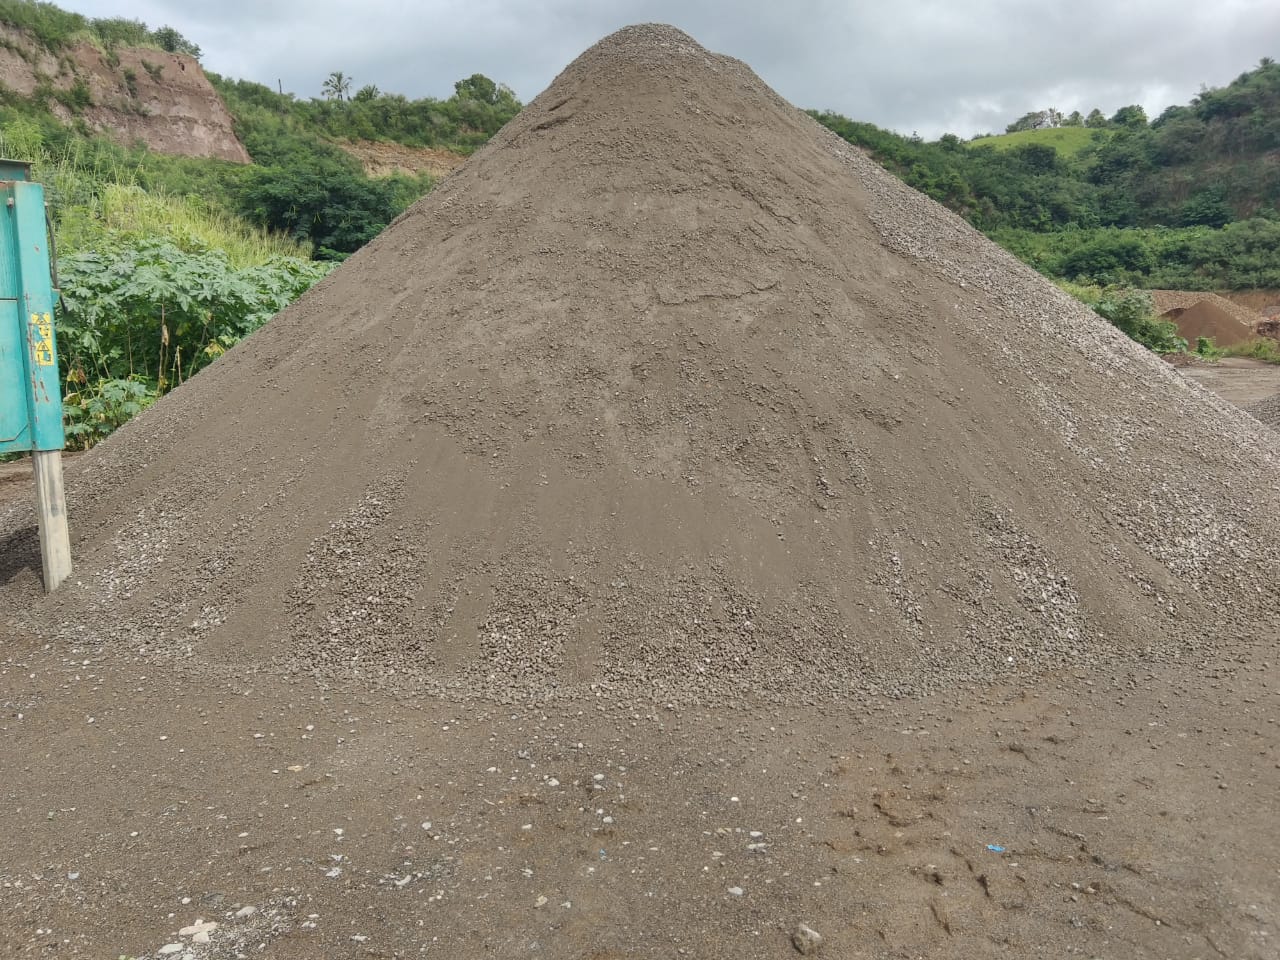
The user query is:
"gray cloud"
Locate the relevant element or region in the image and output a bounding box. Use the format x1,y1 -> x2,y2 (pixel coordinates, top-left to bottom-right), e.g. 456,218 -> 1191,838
60,0 -> 1280,138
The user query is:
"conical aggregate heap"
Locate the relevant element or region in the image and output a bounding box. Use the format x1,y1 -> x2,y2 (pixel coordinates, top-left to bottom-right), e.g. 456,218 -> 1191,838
4,25 -> 1279,702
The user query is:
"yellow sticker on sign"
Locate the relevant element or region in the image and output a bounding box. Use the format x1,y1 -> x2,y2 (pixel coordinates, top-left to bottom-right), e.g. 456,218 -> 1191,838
30,311 -> 54,367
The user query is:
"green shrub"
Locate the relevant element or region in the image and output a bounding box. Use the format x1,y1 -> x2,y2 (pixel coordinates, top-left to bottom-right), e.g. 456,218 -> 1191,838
88,16 -> 149,48
63,376 -> 155,449
1065,284 -> 1187,354
1222,338 -> 1280,363
57,239 -> 331,390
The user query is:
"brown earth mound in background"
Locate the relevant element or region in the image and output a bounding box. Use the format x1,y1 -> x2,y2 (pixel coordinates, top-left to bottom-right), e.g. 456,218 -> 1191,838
1218,288 -> 1280,316
1161,298 -> 1255,347
1149,289 -> 1261,329
3,25 -> 1279,705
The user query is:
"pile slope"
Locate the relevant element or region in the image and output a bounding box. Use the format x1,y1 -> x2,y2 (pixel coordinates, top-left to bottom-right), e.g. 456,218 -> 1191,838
1248,393 -> 1280,432
3,25 -> 1279,703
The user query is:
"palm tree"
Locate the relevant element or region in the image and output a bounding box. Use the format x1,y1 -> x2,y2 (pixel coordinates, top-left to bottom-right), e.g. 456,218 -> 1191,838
322,71 -> 351,102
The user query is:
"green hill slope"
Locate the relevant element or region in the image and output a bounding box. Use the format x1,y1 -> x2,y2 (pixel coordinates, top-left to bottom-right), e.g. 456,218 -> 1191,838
813,57 -> 1280,290
970,126 -> 1107,157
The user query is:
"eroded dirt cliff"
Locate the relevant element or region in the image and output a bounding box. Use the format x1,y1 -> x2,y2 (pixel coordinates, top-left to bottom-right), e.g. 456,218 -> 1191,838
0,24 -> 249,163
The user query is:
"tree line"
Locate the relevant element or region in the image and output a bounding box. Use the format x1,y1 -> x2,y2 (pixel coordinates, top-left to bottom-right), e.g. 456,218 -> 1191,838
812,57 -> 1280,289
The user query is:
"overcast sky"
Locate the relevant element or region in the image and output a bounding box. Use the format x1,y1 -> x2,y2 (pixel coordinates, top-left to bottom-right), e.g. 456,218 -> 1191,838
58,0 -> 1280,139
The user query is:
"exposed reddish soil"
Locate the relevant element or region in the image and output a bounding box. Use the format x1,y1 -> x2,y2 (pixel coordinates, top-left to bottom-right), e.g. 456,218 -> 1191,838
337,139 -> 467,179
0,24 -> 248,163
1218,289 -> 1280,316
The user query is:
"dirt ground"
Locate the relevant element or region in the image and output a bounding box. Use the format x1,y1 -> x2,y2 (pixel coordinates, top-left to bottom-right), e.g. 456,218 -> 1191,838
1178,357 -> 1280,409
0,459 -> 33,500
1,631 -> 1276,960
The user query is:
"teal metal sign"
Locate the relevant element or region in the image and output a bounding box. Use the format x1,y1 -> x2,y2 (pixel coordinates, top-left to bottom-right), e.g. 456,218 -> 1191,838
0,172 -> 65,454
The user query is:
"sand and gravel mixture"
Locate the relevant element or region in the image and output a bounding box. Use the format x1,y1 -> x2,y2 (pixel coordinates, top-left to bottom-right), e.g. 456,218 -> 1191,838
4,28 -> 1280,707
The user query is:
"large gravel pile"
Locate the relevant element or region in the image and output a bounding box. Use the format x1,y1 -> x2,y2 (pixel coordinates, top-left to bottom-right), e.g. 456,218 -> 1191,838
3,25 -> 1280,703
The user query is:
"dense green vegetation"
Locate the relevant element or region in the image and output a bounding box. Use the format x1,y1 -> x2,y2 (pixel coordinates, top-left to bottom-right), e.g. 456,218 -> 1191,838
0,0 -> 199,55
58,240 -> 328,446
1059,283 -> 1186,353
994,220 -> 1280,289
0,118 -> 331,448
812,57 -> 1280,290
208,71 -> 519,257
212,70 -> 520,153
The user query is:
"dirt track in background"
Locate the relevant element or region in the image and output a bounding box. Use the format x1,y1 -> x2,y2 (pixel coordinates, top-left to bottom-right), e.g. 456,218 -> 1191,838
1179,357 -> 1280,409
2,24 -> 1279,960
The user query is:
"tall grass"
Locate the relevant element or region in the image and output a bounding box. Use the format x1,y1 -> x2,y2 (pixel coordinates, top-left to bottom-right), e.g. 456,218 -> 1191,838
1222,338 -> 1280,363
0,118 -> 310,265
0,0 -> 87,49
62,183 -> 308,265
0,0 -> 199,56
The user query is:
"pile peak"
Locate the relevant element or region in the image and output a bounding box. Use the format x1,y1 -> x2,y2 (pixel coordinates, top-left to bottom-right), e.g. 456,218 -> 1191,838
3,26 -> 1278,703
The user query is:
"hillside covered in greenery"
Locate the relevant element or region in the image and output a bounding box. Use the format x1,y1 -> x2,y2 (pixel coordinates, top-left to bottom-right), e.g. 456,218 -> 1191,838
813,57 -> 1280,289
206,71 -> 519,258
0,0 -> 520,447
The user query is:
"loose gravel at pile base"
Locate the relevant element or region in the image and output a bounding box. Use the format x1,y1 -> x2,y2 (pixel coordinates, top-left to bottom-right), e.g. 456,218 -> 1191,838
3,24 -> 1280,704
1248,392 -> 1280,432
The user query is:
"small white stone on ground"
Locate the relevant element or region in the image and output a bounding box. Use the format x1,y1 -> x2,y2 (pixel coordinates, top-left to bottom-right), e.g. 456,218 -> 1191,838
792,923 -> 823,955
